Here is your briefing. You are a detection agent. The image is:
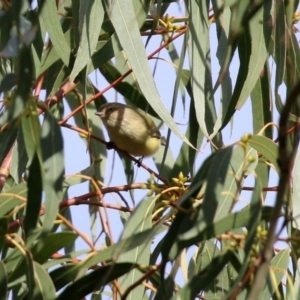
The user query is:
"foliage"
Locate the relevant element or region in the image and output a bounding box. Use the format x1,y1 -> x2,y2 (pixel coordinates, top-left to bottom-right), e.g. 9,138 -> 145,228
0,0 -> 300,299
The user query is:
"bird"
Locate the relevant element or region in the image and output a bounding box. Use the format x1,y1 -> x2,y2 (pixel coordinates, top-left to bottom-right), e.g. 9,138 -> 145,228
95,102 -> 163,158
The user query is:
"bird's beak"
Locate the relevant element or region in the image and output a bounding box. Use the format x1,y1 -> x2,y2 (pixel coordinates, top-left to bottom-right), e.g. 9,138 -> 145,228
95,111 -> 105,117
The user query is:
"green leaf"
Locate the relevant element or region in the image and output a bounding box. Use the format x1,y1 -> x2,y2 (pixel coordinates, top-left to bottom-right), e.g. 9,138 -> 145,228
32,262 -> 56,300
118,197 -> 155,299
10,128 -> 28,184
250,63 -> 273,139
0,182 -> 27,217
70,0 -> 104,82
236,2 -> 272,109
0,261 -> 8,300
131,0 -> 151,28
171,70 -> 204,178
109,0 -> 193,148
286,269 -> 296,300
40,110 -> 64,234
24,152 -> 43,239
285,32 -> 300,125
165,143 -> 257,260
48,65 -> 71,97
225,180 -> 263,299
0,217 -> 8,251
0,73 -> 17,93
171,250 -> 235,300
0,120 -> 18,166
5,229 -> 43,279
293,149 -> 300,229
220,26 -> 251,130
170,206 -> 272,261
261,248 -> 290,299
203,144 -> 257,221
21,98 -> 42,164
49,263 -> 79,291
24,249 -> 36,300
160,153 -> 214,280
39,1 -> 71,66
63,165 -> 95,187
91,34 -> 122,69
99,61 -> 159,118
56,263 -> 138,300
187,0 -> 210,138
6,231 -> 77,286
38,46 -> 60,76
213,3 -> 233,126
273,0 -> 286,114
32,232 -> 78,264
196,240 -> 230,298
78,225 -> 165,270
248,135 -> 279,172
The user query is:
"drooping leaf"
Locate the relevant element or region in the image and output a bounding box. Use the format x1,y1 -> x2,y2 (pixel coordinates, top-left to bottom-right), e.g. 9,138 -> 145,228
0,182 -> 27,217
24,152 -> 42,239
0,260 -> 8,300
171,250 -> 235,300
169,206 -> 272,261
39,1 -> 71,66
40,110 -> 64,235
0,73 -> 17,93
250,63 -> 273,139
70,0 -> 104,82
236,1 -> 272,110
273,0 -> 286,114
248,135 -> 279,172
220,26 -> 251,131
261,248 -> 290,299
56,263 -> 138,300
10,127 -> 28,184
117,197 -> 155,299
21,98 -> 42,165
187,0 -> 210,138
160,152 -> 214,281
31,261 -> 56,300
293,149 -> 300,230
108,0 -> 193,148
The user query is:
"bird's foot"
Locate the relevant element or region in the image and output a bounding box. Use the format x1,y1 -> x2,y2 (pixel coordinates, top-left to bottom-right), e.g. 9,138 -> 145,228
106,141 -> 115,150
136,156 -> 144,167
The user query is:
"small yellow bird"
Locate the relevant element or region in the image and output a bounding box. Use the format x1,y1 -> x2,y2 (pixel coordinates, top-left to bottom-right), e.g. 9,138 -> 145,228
95,102 -> 163,157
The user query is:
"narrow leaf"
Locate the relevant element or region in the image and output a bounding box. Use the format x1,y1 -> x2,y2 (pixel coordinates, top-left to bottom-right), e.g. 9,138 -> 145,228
0,261 -> 8,300
108,0 -> 193,148
261,248 -> 290,299
171,250 -> 235,300
24,152 -> 42,238
21,98 -> 42,164
250,63 -> 273,139
170,206 -> 272,261
41,110 -> 64,234
236,3 -> 271,109
293,149 -> 300,229
70,0 -> 104,82
187,0 -> 210,137
0,182 -> 27,217
39,1 -> 71,66
118,197 -> 155,299
32,262 -> 56,300
248,135 -> 279,172
32,232 -> 78,264
57,263 -> 138,300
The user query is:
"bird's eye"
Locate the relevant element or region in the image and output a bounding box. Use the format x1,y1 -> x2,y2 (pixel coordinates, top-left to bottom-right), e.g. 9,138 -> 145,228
107,107 -> 117,113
